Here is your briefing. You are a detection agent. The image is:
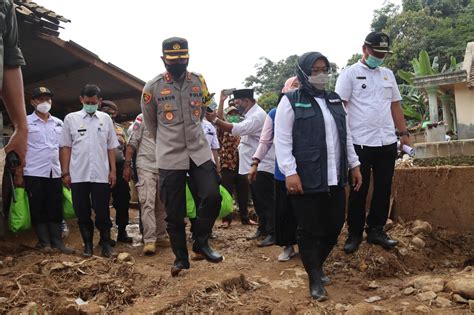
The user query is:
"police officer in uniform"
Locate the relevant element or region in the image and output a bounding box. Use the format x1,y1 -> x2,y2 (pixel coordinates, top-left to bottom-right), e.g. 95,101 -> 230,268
141,37 -> 222,276
100,100 -> 132,244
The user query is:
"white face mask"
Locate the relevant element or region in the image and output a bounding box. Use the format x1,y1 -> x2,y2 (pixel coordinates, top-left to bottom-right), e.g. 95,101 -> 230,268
36,101 -> 51,114
308,73 -> 330,90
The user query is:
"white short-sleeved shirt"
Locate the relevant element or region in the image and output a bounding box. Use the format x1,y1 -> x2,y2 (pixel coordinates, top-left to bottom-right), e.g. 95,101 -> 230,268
24,112 -> 63,178
201,119 -> 220,150
60,109 -> 119,183
232,104 -> 275,175
335,61 -> 402,147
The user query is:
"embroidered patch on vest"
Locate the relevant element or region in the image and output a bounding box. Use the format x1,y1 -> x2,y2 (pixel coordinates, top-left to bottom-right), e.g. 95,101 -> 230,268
295,103 -> 312,108
143,92 -> 152,104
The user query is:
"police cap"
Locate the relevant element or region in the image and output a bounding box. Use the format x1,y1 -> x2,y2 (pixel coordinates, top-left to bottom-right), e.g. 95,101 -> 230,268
364,32 -> 393,53
162,37 -> 189,60
31,86 -> 53,99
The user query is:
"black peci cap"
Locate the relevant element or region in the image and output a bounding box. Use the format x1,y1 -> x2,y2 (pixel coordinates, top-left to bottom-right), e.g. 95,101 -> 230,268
31,86 -> 53,99
364,32 -> 393,53
233,88 -> 254,100
162,37 -> 189,60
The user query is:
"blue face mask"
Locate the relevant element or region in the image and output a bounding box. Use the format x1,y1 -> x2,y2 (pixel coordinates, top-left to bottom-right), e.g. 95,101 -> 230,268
83,103 -> 98,114
365,54 -> 384,68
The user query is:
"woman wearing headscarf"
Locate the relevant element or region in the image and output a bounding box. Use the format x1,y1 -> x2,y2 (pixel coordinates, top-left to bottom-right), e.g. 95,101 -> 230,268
274,52 -> 362,301
249,76 -> 299,262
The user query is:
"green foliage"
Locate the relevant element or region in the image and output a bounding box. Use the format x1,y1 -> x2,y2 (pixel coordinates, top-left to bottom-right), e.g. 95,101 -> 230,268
377,0 -> 474,74
244,55 -> 298,94
257,91 -> 280,113
399,84 -> 429,127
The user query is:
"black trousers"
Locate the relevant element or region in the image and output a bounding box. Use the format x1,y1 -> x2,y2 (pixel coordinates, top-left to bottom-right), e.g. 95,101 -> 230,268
250,171 -> 275,235
111,162 -> 130,229
220,168 -> 249,221
347,143 -> 397,235
291,186 -> 345,250
275,179 -> 297,246
159,160 -> 221,261
71,182 -> 112,231
24,176 -> 63,224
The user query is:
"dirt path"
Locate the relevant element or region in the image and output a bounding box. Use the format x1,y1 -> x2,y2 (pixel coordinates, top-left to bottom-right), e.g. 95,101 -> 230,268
0,210 -> 473,314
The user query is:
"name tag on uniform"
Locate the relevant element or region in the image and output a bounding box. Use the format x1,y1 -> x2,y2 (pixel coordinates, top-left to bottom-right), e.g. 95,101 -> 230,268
78,128 -> 86,136
356,76 -> 366,80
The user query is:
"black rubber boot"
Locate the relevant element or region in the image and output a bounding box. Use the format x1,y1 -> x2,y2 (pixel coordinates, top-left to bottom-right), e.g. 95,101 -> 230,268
117,226 -> 133,243
48,223 -> 75,254
99,229 -> 114,258
300,249 -> 328,301
192,217 -> 223,263
79,225 -> 94,257
343,233 -> 363,254
319,239 -> 336,285
168,229 -> 190,277
34,223 -> 51,250
366,226 -> 398,248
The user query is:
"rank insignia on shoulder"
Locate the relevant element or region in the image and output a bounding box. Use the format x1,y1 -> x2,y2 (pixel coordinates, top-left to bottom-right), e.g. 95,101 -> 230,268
164,73 -> 172,83
143,92 -> 152,104
186,72 -> 192,81
165,111 -> 174,121
160,88 -> 172,96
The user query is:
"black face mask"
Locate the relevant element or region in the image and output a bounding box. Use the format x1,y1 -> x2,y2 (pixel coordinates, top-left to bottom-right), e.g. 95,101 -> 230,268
166,63 -> 187,78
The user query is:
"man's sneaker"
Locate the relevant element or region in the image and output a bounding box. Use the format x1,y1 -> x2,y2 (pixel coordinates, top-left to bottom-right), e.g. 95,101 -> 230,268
143,242 -> 156,256
278,245 -> 296,262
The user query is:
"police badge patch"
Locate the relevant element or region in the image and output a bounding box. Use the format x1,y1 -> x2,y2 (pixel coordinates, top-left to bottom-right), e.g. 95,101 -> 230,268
143,92 -> 152,104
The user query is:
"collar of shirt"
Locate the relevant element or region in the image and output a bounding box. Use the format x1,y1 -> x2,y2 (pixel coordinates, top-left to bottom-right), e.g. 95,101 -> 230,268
30,111 -> 53,123
357,60 -> 384,72
80,108 -> 99,118
244,104 -> 258,118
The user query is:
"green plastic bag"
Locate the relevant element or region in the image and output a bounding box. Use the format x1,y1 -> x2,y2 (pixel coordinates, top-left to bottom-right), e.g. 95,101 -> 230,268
186,184 -> 234,219
8,188 -> 31,232
62,186 -> 76,219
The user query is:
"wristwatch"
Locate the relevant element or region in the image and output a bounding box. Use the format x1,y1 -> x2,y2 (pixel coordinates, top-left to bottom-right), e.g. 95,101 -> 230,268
399,130 -> 410,137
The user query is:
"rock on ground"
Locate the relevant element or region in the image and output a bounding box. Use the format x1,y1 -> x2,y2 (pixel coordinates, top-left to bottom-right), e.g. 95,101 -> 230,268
446,275 -> 474,299
417,291 -> 437,302
345,303 -> 375,315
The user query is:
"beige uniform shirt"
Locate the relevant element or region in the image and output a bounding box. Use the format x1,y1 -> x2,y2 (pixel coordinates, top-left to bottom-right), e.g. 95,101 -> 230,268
128,114 -> 158,174
141,71 -> 213,170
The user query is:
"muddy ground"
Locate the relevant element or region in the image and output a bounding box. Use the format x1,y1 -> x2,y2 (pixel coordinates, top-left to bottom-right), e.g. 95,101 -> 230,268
0,209 -> 473,314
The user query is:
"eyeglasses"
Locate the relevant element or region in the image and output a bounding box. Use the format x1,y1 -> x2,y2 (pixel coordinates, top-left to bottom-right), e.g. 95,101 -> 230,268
311,67 -> 329,74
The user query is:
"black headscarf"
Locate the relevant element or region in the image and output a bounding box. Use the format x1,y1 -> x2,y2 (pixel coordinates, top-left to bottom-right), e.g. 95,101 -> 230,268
296,52 -> 330,97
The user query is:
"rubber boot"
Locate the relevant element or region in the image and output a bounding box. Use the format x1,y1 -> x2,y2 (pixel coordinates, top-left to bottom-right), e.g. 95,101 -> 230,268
99,229 -> 114,258
300,248 -> 328,301
319,239 -> 336,285
79,225 -> 94,257
168,228 -> 190,277
34,223 -> 51,250
192,217 -> 223,263
48,223 -> 75,254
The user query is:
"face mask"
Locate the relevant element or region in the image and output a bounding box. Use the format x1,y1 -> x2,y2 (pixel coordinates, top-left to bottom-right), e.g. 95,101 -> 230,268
166,63 -> 187,78
36,101 -> 51,114
83,103 -> 98,114
308,73 -> 330,90
226,115 -> 240,123
365,54 -> 384,68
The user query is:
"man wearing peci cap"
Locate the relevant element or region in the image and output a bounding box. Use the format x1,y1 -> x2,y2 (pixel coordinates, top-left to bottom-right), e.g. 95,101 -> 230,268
206,88 -> 276,247
141,37 -> 223,276
335,32 -> 410,254
18,87 -> 73,253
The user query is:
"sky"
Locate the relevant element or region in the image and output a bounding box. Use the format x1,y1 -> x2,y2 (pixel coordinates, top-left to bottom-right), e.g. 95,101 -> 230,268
37,0 -> 400,95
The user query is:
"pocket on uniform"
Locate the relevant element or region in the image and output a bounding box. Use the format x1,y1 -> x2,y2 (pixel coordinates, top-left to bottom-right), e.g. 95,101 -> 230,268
382,83 -> 393,99
295,152 -> 322,191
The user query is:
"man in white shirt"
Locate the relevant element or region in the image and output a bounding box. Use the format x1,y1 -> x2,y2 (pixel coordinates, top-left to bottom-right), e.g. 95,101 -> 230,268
335,32 -> 410,254
19,87 -> 73,254
60,84 -> 119,258
206,88 -> 276,247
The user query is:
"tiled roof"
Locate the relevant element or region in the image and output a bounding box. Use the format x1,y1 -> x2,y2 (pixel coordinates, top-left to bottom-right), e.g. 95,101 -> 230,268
14,0 -> 70,37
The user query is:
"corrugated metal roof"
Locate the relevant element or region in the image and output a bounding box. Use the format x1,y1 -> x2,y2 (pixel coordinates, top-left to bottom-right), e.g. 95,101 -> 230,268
14,0 -> 70,37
